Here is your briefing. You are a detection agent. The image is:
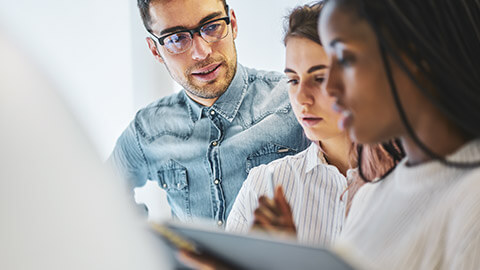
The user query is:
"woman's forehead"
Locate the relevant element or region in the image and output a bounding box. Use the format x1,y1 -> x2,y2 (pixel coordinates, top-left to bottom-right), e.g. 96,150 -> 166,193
319,4 -> 375,50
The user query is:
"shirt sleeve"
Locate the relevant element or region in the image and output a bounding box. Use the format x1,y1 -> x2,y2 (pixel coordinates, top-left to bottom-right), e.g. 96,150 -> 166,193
225,166 -> 266,233
107,120 -> 150,189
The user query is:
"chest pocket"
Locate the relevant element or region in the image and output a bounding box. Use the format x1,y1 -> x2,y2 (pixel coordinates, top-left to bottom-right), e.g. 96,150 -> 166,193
157,159 -> 190,220
246,143 -> 297,173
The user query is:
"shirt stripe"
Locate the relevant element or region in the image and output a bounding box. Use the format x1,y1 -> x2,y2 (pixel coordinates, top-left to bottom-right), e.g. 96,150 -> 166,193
226,143 -> 349,247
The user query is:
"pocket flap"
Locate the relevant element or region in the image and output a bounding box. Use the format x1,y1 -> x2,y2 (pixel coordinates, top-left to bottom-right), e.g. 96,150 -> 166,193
246,143 -> 296,173
157,159 -> 188,190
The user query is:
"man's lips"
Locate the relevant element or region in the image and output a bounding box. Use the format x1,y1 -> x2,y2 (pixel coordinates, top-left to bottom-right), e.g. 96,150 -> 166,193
192,63 -> 221,75
191,63 -> 222,82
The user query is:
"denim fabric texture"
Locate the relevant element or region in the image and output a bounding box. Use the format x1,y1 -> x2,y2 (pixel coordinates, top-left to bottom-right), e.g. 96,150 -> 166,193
109,64 -> 310,226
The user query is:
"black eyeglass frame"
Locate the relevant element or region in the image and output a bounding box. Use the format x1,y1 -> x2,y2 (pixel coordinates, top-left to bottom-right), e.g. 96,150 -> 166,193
150,5 -> 231,46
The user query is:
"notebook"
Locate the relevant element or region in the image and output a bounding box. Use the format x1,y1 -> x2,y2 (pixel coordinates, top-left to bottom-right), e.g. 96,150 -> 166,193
153,221 -> 356,270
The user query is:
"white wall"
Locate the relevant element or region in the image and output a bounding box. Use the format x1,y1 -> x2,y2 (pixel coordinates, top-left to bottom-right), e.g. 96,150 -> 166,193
0,0 -> 314,222
231,0 -> 313,72
0,0 -> 136,159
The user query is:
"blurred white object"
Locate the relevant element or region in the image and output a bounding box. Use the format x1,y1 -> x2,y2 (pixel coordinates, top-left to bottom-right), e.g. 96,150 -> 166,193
0,31 -> 169,269
134,180 -> 171,222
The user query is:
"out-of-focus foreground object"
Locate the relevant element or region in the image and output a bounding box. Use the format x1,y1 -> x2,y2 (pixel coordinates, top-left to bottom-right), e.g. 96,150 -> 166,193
0,30 -> 169,270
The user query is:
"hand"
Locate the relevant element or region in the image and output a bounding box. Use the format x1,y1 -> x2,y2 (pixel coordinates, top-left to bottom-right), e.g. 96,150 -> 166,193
177,249 -> 236,270
251,186 -> 297,238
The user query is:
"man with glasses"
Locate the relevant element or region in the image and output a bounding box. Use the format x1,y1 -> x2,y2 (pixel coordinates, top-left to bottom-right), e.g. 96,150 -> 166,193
109,0 -> 308,227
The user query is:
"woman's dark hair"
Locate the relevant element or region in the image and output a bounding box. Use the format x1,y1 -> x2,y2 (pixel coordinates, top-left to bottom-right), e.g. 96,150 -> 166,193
284,1 -> 404,182
330,0 -> 480,179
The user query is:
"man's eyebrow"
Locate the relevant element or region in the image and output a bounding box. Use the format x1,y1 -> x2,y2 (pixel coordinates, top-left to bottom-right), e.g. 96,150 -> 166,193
307,65 -> 327,73
160,11 -> 224,36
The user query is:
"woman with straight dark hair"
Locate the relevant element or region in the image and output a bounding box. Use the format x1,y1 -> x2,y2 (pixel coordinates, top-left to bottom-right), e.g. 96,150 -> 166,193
317,0 -> 480,268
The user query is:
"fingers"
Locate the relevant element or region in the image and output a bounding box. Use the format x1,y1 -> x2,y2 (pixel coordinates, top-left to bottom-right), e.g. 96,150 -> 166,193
251,186 -> 297,236
274,186 -> 293,217
177,250 -> 216,270
258,196 -> 281,217
177,250 -> 235,270
252,213 -> 283,232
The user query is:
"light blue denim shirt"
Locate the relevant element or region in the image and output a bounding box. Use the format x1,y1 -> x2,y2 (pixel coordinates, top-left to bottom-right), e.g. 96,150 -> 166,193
109,64 -> 309,226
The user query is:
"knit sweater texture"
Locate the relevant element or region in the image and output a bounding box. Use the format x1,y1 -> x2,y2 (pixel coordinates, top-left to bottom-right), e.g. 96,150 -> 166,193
336,139 -> 480,270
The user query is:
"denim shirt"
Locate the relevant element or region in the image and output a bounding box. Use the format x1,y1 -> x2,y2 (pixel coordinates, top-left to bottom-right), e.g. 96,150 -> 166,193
109,64 -> 309,226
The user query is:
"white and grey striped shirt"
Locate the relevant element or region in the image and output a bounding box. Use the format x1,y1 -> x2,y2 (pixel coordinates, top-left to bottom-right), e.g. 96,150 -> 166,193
226,143 -> 350,247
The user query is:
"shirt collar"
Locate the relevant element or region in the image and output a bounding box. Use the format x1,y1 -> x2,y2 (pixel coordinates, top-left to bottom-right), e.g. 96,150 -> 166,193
305,142 -> 328,173
183,63 -> 248,123
183,92 -> 203,123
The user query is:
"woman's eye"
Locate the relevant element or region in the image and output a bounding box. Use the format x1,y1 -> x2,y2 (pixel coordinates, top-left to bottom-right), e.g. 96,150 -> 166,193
337,55 -> 354,67
315,76 -> 325,83
338,58 -> 350,66
287,79 -> 299,85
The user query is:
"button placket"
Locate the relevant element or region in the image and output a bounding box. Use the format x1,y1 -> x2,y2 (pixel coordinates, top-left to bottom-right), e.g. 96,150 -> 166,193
208,112 -> 225,222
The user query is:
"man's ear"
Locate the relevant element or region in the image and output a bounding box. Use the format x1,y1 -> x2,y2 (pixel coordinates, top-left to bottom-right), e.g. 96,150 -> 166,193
230,9 -> 238,40
146,37 -> 164,63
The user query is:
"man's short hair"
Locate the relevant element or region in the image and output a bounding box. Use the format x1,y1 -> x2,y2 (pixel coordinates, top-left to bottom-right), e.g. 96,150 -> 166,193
137,0 -> 228,33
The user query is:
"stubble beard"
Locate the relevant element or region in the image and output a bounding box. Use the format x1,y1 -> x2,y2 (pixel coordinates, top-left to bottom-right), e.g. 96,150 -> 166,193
165,48 -> 237,100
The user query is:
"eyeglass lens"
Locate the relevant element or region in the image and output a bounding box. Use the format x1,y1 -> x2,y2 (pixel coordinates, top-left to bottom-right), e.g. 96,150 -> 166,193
163,19 -> 229,54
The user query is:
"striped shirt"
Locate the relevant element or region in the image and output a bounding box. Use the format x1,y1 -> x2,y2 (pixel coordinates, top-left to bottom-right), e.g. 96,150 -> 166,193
226,143 -> 349,247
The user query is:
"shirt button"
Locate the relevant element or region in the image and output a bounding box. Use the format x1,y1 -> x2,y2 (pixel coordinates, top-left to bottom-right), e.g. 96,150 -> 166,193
162,184 -> 167,188
214,179 -> 220,185
217,220 -> 223,226
212,141 -> 218,146
210,110 -> 216,115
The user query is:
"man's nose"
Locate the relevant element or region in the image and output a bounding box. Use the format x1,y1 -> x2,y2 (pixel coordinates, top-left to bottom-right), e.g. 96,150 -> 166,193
190,34 -> 212,61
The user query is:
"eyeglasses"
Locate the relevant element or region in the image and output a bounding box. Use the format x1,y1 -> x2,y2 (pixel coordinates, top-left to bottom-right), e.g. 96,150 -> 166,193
150,8 -> 231,55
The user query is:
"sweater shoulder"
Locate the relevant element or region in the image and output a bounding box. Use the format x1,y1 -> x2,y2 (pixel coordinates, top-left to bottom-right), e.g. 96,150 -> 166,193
446,168 -> 480,213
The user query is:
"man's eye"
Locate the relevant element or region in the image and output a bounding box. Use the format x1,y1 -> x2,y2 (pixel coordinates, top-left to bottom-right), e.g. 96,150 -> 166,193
170,34 -> 188,43
203,23 -> 220,34
164,33 -> 188,45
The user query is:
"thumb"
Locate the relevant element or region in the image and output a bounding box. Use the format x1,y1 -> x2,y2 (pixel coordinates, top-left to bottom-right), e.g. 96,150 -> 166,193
274,186 -> 292,215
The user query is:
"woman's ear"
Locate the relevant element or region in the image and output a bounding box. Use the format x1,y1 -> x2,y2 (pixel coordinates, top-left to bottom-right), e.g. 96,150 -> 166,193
146,37 -> 164,63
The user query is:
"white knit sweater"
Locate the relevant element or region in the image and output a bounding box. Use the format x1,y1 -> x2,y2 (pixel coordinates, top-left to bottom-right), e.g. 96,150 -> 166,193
336,140 -> 480,270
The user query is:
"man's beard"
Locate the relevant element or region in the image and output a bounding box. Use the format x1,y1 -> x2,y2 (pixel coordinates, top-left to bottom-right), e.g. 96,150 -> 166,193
183,56 -> 236,99
165,50 -> 237,100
